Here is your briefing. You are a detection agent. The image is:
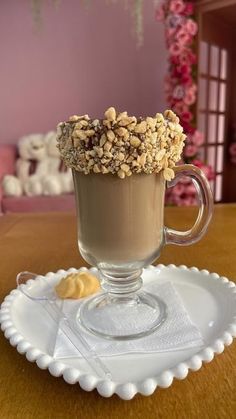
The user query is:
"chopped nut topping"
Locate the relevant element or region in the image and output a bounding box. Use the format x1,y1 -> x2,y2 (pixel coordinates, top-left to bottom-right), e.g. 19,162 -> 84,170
115,127 -> 128,137
100,133 -> 107,147
69,115 -> 81,122
120,163 -> 130,173
104,142 -> 112,152
130,136 -> 141,148
118,169 -> 125,179
118,152 -> 125,161
73,129 -> 87,140
134,121 -> 147,134
107,130 -> 115,142
104,107 -> 116,121
163,168 -> 175,181
118,116 -> 134,127
57,107 -> 186,180
85,129 -> 95,137
117,111 -> 128,122
93,164 -> 100,173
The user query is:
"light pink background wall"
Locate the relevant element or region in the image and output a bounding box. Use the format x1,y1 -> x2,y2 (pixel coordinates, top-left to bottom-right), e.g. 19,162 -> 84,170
0,0 -> 167,144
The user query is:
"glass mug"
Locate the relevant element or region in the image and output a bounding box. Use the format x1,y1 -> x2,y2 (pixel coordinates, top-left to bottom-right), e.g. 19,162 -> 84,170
73,164 -> 213,340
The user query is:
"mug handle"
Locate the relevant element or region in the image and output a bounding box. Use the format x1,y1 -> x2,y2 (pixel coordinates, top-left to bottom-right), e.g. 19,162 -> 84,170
164,164 -> 213,245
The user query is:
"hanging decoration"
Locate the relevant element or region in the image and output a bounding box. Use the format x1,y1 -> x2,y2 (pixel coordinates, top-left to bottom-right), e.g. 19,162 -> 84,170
30,0 -> 144,47
156,0 -> 214,205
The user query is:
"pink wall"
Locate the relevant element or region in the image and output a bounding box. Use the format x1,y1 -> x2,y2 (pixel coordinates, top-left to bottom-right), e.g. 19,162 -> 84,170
0,0 -> 167,143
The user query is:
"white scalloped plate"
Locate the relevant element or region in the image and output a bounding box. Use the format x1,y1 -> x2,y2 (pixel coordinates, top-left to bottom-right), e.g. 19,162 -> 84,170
1,264 -> 236,400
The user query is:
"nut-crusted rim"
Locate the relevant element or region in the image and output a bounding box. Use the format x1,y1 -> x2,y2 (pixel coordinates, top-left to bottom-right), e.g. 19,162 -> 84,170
57,108 -> 186,181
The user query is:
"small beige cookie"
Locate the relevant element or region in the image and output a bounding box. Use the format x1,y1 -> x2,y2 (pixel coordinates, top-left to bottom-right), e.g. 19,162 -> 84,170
55,272 -> 100,299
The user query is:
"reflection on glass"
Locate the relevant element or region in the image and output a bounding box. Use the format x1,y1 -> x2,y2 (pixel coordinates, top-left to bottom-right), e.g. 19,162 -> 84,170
220,49 -> 227,80
210,180 -> 214,194
218,115 -> 225,143
209,81 -> 218,111
215,174 -> 223,201
207,146 -> 216,168
217,145 -> 224,172
219,83 -> 226,112
210,45 -> 219,77
208,114 -> 217,143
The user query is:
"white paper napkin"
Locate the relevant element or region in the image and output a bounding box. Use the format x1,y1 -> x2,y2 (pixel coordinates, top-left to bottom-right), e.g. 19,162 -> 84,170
53,280 -> 204,359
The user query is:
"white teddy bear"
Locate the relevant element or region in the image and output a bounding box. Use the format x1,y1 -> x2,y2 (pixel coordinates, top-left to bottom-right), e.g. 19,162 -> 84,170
42,131 -> 73,196
2,132 -> 73,197
3,134 -> 47,197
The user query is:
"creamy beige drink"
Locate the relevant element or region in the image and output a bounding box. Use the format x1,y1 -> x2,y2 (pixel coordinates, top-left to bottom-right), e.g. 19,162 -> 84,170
73,171 -> 165,267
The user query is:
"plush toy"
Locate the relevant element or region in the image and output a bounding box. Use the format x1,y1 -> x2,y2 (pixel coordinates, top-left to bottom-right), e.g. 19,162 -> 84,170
42,131 -> 74,196
2,134 -> 47,197
2,131 -> 73,197
2,175 -> 23,197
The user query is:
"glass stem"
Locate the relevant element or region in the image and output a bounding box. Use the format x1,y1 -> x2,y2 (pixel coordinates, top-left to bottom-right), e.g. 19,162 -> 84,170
99,269 -> 143,295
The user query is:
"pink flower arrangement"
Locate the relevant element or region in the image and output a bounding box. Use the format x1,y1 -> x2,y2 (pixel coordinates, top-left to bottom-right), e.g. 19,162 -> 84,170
184,18 -> 198,36
156,0 -> 214,205
169,0 -> 185,14
184,144 -> 198,157
192,159 -> 215,180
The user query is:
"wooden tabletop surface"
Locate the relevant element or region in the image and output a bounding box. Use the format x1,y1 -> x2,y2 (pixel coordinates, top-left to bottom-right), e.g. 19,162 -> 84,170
0,204 -> 236,419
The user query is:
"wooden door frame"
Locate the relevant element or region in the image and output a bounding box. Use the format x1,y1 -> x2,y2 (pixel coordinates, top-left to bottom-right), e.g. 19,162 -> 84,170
196,0 -> 236,13
196,0 -> 236,202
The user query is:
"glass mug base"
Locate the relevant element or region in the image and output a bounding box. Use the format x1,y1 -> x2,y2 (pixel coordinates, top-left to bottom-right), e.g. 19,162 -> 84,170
77,290 -> 167,340
73,167 -> 213,341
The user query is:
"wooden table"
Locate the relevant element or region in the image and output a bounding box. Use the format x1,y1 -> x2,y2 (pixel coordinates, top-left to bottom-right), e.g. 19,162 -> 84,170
0,205 -> 235,419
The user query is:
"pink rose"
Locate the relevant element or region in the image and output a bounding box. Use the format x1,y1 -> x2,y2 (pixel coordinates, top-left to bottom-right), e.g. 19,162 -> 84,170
190,83 -> 197,93
170,55 -> 180,65
193,160 -> 215,180
183,89 -> 196,105
181,121 -> 195,134
192,159 -> 203,167
184,19 -> 198,36
186,183 -> 196,195
173,102 -> 188,115
181,72 -> 192,84
229,142 -> 236,156
184,3 -> 194,16
179,50 -> 197,66
169,0 -> 185,14
173,183 -> 185,196
169,43 -> 183,56
176,28 -> 191,45
191,130 -> 204,146
184,144 -> 198,157
177,64 -> 191,75
201,165 -> 215,180
166,27 -> 176,38
181,111 -> 193,122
